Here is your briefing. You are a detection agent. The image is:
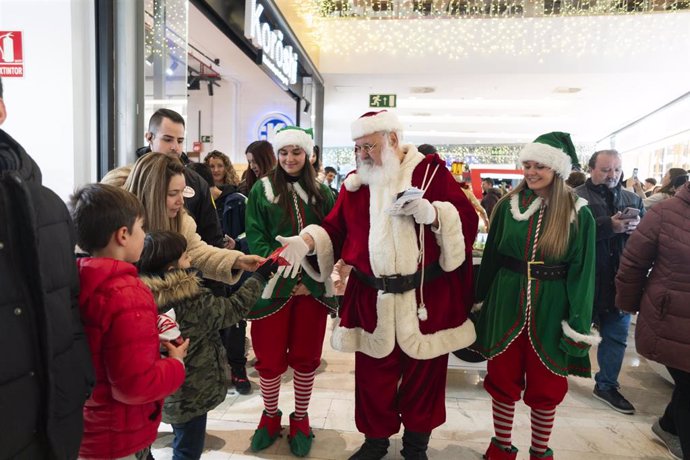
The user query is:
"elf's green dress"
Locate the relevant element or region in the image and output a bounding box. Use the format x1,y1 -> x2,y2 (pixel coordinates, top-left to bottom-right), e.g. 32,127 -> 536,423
245,176 -> 337,319
473,188 -> 598,377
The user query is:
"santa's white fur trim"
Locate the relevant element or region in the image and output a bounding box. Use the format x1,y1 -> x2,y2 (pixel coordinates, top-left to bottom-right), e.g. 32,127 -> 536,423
431,201 -> 465,272
351,111 -> 404,140
331,290 -> 477,359
331,145 -> 476,359
260,177 -> 278,203
344,174 -> 362,192
471,302 -> 483,313
299,224 -> 334,283
519,142 -> 572,178
561,320 -> 601,346
273,129 -> 314,155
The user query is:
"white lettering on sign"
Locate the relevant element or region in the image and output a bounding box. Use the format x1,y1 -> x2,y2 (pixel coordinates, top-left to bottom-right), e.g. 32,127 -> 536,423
244,0 -> 298,86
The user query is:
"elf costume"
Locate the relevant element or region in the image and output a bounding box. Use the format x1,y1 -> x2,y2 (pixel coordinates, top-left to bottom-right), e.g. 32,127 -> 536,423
288,111 -> 479,460
245,126 -> 335,457
473,132 -> 599,460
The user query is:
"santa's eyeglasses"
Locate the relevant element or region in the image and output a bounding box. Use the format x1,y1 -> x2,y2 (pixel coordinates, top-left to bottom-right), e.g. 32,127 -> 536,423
354,143 -> 377,155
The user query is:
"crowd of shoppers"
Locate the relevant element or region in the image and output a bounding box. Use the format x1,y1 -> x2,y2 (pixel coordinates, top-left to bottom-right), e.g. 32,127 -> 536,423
2,73 -> 687,459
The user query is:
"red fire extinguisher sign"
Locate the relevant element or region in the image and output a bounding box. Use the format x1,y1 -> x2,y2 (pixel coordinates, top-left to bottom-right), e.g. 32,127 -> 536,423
0,31 -> 24,77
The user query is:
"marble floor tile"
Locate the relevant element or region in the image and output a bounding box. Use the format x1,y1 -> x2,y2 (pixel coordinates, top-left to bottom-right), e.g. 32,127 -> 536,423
151,318 -> 678,459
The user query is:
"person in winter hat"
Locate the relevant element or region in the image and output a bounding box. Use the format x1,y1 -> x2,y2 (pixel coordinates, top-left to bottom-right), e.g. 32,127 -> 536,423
244,125 -> 337,457
473,132 -> 599,460
273,111 -> 479,460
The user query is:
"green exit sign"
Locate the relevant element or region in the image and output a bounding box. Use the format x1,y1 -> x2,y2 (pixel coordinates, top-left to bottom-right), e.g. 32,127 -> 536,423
200,135 -> 213,143
369,94 -> 397,108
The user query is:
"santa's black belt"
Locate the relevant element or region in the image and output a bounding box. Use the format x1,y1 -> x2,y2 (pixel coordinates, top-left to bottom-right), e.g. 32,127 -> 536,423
353,262 -> 444,294
502,256 -> 568,281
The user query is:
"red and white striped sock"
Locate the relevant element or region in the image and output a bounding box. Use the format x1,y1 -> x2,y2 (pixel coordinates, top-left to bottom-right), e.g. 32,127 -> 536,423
492,398 -> 515,450
260,375 -> 282,417
530,407 -> 556,455
293,369 -> 316,420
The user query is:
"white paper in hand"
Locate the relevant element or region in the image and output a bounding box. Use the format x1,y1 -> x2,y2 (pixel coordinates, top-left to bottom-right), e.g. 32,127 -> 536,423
388,187 -> 424,215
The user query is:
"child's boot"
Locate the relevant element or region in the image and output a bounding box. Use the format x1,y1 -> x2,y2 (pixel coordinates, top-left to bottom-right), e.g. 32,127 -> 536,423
288,412 -> 314,457
484,437 -> 518,460
251,409 -> 282,452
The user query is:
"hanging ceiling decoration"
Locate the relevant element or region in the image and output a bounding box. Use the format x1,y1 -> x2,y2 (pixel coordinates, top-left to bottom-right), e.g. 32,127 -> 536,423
290,0 -> 690,59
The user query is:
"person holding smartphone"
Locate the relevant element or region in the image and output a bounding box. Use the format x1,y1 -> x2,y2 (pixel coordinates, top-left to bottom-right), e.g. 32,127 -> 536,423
574,150 -> 645,415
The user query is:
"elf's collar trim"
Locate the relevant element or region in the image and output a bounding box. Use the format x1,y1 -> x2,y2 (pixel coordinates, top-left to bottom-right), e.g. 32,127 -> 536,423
510,193 -> 544,221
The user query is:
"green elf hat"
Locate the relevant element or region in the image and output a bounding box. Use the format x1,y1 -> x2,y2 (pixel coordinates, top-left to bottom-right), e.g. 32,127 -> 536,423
518,132 -> 579,178
273,126 -> 314,155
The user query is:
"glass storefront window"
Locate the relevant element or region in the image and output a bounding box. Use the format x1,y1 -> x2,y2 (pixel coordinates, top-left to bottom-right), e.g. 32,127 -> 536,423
144,0 -> 188,137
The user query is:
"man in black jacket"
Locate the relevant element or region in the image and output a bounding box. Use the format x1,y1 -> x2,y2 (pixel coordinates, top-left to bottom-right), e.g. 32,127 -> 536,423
136,108 -> 225,248
0,77 -> 94,458
575,150 -> 644,415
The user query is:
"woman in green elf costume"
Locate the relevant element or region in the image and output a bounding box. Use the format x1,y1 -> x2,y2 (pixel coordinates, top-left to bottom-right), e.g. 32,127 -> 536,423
473,132 -> 599,460
244,126 -> 336,457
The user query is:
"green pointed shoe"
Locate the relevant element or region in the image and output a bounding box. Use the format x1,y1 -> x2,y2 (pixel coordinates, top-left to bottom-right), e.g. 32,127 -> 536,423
251,409 -> 282,452
288,412 -> 314,457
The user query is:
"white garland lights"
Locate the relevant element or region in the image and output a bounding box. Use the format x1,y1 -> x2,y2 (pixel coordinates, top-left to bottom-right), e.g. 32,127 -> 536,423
292,1 -> 690,59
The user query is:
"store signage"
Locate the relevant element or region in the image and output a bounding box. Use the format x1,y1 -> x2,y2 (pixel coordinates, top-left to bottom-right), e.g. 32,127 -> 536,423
257,112 -> 294,143
244,0 -> 298,86
369,94 -> 397,108
0,31 -> 24,77
192,141 -> 202,153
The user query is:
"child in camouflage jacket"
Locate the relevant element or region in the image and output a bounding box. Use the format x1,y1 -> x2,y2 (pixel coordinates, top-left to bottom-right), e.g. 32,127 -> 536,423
138,230 -> 278,459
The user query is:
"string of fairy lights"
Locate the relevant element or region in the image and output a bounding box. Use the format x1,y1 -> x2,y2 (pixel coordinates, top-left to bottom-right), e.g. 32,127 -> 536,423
144,0 -> 188,66
292,1 -> 690,59
323,144 -> 594,170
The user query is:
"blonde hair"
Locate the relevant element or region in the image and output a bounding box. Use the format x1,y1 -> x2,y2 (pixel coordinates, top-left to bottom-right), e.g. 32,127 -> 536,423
499,177 -> 577,261
100,165 -> 132,188
203,150 -> 240,186
124,153 -> 185,233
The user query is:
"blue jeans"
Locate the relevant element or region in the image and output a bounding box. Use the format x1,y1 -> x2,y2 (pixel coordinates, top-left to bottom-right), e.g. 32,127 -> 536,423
594,310 -> 631,391
172,413 -> 207,460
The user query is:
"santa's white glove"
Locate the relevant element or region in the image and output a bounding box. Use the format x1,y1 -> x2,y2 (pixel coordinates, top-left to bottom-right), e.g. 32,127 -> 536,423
401,198 -> 436,225
275,235 -> 309,278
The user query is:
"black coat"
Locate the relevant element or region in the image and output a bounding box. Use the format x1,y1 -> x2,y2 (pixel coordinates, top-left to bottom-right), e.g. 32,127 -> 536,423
0,129 -> 94,458
575,179 -> 644,320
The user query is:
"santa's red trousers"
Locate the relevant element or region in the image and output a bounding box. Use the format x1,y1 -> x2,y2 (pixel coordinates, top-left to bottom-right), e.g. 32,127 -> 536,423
484,328 -> 568,409
354,344 -> 449,438
251,296 -> 328,379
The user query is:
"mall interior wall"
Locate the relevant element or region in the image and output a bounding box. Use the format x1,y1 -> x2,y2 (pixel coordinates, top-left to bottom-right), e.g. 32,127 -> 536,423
0,0 -> 96,200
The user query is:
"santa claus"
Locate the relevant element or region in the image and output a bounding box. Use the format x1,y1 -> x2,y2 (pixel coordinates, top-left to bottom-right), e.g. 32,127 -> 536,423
276,110 -> 479,459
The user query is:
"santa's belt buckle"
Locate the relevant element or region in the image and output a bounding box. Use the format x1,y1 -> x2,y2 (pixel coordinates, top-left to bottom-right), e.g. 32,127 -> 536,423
378,274 -> 415,294
527,260 -> 544,282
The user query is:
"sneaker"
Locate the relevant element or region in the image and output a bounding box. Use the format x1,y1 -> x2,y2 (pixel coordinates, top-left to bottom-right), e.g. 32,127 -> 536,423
231,366 -> 252,395
652,420 -> 683,459
592,387 -> 635,414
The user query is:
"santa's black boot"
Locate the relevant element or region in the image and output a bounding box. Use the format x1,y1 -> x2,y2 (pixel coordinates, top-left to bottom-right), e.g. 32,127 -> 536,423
348,437 -> 390,460
400,430 -> 431,460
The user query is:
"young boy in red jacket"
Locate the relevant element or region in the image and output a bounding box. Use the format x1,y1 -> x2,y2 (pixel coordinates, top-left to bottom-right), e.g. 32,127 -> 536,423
69,183 -> 189,459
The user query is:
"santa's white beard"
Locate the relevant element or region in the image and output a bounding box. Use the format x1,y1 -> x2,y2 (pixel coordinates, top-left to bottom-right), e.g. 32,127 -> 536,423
357,143 -> 401,187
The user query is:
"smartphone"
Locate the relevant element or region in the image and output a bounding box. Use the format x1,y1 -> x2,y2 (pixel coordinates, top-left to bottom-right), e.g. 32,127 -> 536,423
632,168 -> 639,180
621,207 -> 640,219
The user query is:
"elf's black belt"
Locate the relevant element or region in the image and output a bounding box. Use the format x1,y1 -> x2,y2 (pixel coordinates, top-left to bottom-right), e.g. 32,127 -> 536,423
502,256 -> 568,281
353,261 -> 444,294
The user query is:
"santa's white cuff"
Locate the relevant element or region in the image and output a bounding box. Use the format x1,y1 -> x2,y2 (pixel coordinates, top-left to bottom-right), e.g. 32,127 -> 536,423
431,201 -> 465,272
299,224 -> 335,283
